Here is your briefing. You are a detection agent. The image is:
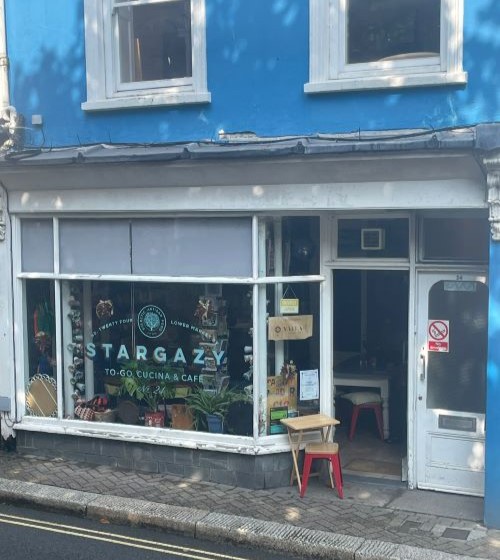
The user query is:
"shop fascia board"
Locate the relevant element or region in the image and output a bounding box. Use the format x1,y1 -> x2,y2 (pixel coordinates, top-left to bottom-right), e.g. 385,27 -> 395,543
2,152 -> 487,213
7,179 -> 486,214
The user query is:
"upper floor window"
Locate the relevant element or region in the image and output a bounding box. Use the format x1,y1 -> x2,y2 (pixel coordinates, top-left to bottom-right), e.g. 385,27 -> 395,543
305,0 -> 467,94
82,0 -> 210,111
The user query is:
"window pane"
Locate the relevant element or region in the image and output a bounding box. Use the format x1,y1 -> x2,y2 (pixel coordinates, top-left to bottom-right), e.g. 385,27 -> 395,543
264,282 -> 320,436
337,219 -> 409,259
63,281 -> 253,434
117,0 -> 192,83
25,280 -> 57,417
59,220 -> 131,274
421,217 -> 489,262
131,218 -> 252,277
426,281 -> 487,413
264,216 -> 320,277
284,217 -> 320,276
347,0 -> 440,64
21,219 -> 54,273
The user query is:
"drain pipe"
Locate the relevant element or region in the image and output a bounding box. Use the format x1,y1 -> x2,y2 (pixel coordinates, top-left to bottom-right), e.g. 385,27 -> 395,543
0,0 -> 7,111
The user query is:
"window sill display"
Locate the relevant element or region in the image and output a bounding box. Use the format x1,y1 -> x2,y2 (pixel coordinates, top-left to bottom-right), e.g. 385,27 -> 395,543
185,386 -> 248,433
119,374 -> 176,428
25,373 -> 57,417
67,284 -> 85,405
74,395 -> 115,422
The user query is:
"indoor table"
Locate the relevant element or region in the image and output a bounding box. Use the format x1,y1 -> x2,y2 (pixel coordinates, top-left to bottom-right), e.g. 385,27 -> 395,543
280,413 -> 340,493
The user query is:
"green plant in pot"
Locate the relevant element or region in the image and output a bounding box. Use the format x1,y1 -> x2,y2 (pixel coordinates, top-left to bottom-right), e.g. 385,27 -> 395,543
186,387 -> 238,433
120,375 -> 175,427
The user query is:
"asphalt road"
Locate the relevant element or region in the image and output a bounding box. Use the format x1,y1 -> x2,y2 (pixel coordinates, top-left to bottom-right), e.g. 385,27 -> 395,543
0,503 -> 302,560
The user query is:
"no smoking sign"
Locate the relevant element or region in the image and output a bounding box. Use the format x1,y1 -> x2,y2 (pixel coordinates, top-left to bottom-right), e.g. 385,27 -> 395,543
428,319 -> 449,352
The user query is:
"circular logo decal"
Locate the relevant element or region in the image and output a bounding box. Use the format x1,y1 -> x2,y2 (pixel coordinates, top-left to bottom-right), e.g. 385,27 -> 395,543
138,305 -> 166,339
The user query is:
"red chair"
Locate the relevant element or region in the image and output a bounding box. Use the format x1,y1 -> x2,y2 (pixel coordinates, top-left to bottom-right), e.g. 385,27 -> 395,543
341,392 -> 384,441
300,442 -> 344,499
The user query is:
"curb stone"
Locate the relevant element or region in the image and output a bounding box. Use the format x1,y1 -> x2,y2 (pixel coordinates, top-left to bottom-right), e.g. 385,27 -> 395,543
196,511 -> 364,559
0,479 -> 489,560
0,478 -> 97,514
86,494 -> 209,535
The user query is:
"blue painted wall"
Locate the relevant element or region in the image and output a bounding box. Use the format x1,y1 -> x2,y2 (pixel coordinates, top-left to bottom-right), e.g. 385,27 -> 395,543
5,0 -> 500,147
485,241 -> 500,528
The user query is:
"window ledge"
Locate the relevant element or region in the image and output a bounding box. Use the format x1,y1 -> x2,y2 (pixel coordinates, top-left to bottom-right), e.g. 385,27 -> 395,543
14,417 -> 293,454
305,71 -> 468,94
82,91 -> 211,111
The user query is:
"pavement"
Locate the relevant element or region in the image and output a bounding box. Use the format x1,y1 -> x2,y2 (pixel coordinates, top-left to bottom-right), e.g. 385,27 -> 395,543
0,449 -> 499,560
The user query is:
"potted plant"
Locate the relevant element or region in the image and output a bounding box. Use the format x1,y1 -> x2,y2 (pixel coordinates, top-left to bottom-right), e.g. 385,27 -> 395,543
119,375 -> 175,427
186,386 -> 241,433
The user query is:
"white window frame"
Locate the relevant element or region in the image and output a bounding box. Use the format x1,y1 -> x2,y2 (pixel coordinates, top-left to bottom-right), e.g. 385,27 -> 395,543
82,0 -> 210,111
305,0 -> 467,94
13,213 -> 324,454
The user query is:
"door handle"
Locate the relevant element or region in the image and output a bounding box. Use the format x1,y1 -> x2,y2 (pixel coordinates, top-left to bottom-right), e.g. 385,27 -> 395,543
420,349 -> 426,381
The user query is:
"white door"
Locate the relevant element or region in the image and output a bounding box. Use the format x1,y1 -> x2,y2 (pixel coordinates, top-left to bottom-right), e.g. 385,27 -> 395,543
415,271 -> 488,496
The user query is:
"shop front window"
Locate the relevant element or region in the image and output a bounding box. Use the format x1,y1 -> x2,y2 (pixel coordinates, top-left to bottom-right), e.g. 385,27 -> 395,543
24,279 -> 253,434
21,215 -> 324,442
263,282 -> 320,436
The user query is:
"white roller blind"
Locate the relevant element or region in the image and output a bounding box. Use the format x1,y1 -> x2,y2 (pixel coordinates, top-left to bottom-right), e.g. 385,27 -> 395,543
131,218 -> 252,277
59,220 -> 131,274
21,220 -> 54,272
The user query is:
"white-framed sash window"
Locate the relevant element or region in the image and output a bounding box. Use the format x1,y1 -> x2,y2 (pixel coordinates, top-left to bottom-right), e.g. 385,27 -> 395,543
83,0 -> 210,110
305,0 -> 467,93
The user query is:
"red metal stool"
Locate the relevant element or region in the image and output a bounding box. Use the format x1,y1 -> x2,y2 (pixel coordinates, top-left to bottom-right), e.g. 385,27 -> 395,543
300,442 -> 344,499
342,392 -> 384,441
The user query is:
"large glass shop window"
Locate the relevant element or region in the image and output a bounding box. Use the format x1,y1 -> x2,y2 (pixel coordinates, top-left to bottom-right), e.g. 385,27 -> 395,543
25,280 -> 253,434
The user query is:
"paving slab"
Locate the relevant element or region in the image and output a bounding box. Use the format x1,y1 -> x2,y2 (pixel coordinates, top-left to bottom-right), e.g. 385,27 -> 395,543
388,490 -> 484,522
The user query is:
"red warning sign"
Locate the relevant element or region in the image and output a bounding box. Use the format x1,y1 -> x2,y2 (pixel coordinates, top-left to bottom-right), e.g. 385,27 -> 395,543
428,320 -> 449,352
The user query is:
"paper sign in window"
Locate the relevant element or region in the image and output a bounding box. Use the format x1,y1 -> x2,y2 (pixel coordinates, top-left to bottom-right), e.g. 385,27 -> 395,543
300,369 -> 319,401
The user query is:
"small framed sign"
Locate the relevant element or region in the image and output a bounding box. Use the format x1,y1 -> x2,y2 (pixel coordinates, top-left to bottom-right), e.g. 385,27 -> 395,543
279,298 -> 299,314
280,285 -> 299,314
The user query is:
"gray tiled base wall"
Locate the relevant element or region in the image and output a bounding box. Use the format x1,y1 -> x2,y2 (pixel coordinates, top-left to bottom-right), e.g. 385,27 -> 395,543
15,431 -> 294,489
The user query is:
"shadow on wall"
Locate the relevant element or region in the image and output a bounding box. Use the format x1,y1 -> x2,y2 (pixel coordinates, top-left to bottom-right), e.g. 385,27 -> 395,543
10,1 -> 87,148
460,0 -> 500,123
0,434 -> 16,451
307,0 -> 500,132
8,0 -> 500,146
11,0 -> 307,147
380,0 -> 500,128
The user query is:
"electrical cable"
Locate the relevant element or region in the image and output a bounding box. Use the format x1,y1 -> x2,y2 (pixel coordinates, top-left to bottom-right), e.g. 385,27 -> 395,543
4,122 -> 490,163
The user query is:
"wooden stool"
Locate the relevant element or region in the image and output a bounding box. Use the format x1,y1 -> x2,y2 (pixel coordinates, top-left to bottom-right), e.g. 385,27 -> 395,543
300,442 -> 344,499
341,391 -> 384,441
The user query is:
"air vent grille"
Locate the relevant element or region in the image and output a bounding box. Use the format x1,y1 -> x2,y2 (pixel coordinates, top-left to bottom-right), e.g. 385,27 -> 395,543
361,228 -> 385,250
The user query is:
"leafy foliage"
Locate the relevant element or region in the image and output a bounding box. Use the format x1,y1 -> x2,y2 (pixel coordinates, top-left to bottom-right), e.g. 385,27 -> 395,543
186,387 -> 246,421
